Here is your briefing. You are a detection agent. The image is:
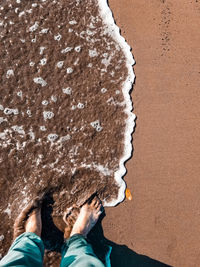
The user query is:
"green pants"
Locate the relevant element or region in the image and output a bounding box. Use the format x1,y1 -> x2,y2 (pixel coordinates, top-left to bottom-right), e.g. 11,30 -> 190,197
0,232 -> 106,267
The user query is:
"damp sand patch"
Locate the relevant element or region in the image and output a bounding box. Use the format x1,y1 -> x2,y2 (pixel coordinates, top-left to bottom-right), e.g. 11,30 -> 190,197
0,0 -> 135,259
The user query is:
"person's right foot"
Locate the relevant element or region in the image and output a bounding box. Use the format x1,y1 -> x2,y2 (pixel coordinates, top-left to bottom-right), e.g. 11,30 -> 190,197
13,197 -> 42,240
25,207 -> 42,237
70,196 -> 103,237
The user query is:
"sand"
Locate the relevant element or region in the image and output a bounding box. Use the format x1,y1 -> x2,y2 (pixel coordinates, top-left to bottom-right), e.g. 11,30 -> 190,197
103,0 -> 200,266
1,0 -> 200,266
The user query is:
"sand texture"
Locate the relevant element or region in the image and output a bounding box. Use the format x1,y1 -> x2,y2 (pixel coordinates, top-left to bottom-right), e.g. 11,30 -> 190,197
103,0 -> 200,266
0,0 -> 135,260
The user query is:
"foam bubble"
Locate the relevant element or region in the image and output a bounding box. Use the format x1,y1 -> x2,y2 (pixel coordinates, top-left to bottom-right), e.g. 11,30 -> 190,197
90,120 -> 103,131
29,21 -> 39,32
59,134 -> 71,142
42,100 -> 48,105
6,69 -> 14,78
54,34 -> 62,41
26,110 -> 32,116
39,58 -> 47,65
40,126 -> 46,131
89,49 -> 98,57
61,47 -> 73,54
69,20 -> 77,25
43,111 -> 54,120
19,11 -> 25,17
48,134 -> 58,142
77,103 -> 84,109
17,91 -> 22,97
0,117 -> 7,124
101,88 -> 107,93
66,68 -> 73,74
33,77 -> 47,87
39,46 -> 46,55
0,235 -> 4,242
62,87 -> 72,95
57,61 -> 64,68
75,45 -> 81,52
4,108 -> 19,115
29,61 -> 35,67
39,28 -> 49,34
71,105 -> 76,110
11,125 -> 25,135
51,95 -> 57,102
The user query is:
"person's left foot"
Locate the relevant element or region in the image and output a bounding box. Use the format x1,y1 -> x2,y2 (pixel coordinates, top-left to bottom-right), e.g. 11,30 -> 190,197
13,197 -> 43,240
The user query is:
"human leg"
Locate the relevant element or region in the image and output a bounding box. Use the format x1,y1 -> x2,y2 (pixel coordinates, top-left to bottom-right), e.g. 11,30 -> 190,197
0,232 -> 44,267
0,198 -> 44,267
60,197 -> 105,267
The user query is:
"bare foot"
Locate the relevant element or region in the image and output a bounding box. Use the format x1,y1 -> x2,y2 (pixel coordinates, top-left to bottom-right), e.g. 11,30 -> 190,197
25,208 -> 42,237
13,197 -> 43,240
63,206 -> 80,239
70,197 -> 103,237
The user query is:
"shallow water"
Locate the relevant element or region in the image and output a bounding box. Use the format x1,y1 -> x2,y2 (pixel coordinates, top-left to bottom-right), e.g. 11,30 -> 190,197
0,0 -> 135,260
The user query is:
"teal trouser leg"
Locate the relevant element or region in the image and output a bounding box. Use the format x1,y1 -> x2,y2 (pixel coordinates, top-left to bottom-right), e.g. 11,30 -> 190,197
60,234 -> 105,267
0,232 -> 44,267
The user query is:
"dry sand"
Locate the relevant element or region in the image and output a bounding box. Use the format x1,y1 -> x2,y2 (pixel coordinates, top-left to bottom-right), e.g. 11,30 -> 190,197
103,0 -> 200,266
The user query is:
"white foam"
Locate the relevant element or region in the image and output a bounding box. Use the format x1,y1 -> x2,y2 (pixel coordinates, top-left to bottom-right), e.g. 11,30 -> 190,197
42,100 -> 48,105
97,0 -> 136,207
39,46 -> 46,55
43,111 -> 54,120
33,77 -> 47,87
29,21 -> 39,32
62,87 -> 72,95
4,108 -> 19,115
17,91 -> 22,97
66,67 -> 73,74
29,61 -> 35,67
61,47 -> 73,54
54,33 -> 62,41
59,134 -> 71,142
40,126 -> 46,131
51,95 -> 57,102
69,20 -> 77,25
89,49 -> 98,57
48,134 -> 59,142
4,204 -> 11,218
39,58 -> 47,65
6,69 -> 14,78
81,163 -> 113,176
0,117 -> 7,124
75,45 -> 81,52
77,103 -> 84,109
57,61 -> 64,68
90,120 -> 103,132
39,28 -> 49,34
26,109 -> 32,116
28,128 -> 35,140
101,88 -> 107,93
11,125 -> 25,135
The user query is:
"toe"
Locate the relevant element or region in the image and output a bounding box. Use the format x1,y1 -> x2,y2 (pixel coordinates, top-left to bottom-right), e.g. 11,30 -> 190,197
94,199 -> 101,208
91,196 -> 98,207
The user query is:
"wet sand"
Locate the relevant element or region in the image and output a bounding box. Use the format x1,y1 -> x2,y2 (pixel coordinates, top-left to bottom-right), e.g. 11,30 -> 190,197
103,0 -> 200,266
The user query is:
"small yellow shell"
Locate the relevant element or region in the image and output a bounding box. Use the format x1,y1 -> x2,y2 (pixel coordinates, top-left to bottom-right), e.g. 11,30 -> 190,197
125,188 -> 133,200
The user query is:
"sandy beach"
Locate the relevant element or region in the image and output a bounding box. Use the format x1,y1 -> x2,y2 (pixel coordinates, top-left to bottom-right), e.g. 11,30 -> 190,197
103,0 -> 200,266
1,0 -> 200,266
